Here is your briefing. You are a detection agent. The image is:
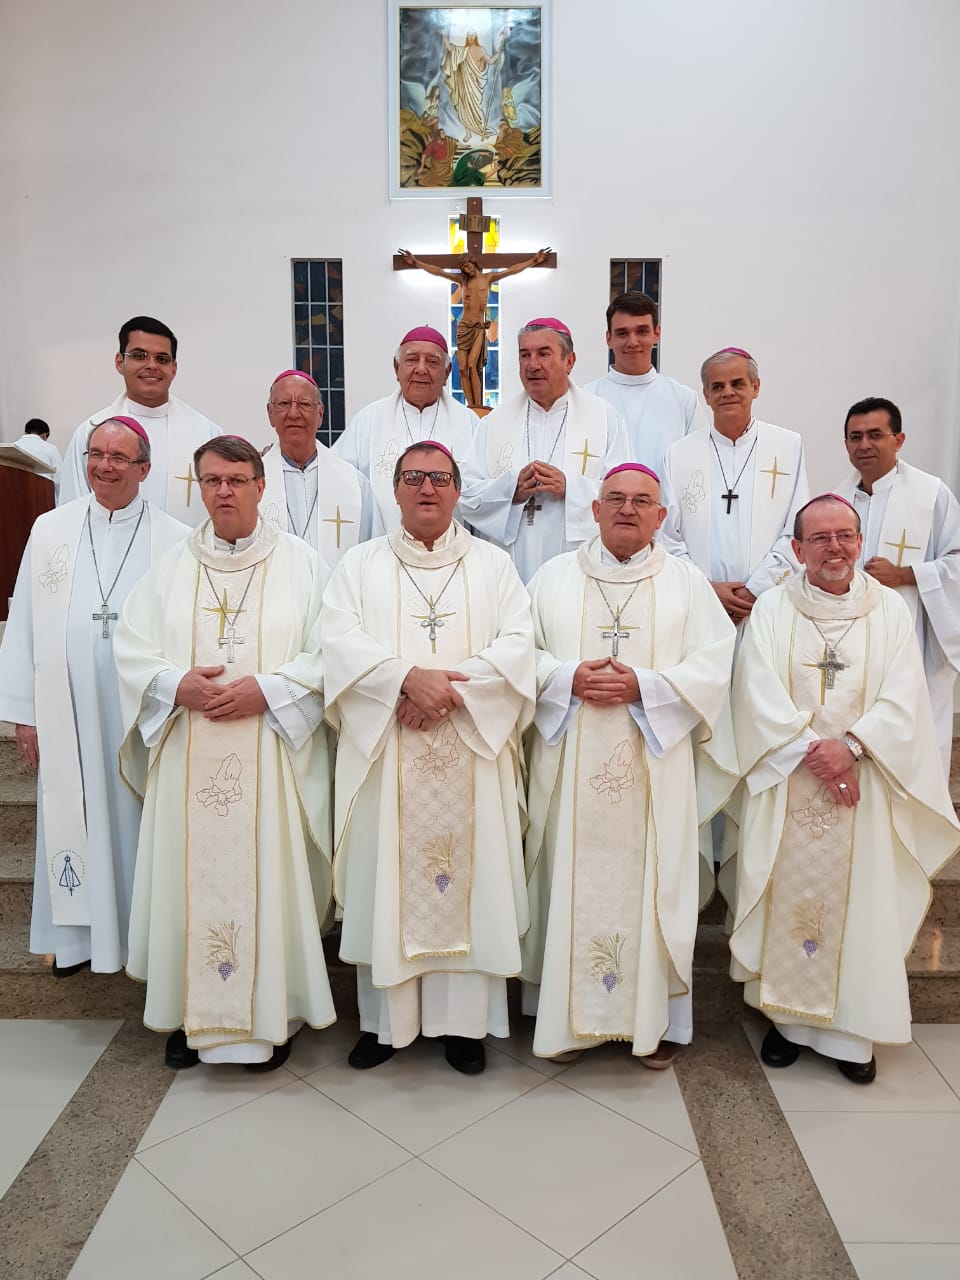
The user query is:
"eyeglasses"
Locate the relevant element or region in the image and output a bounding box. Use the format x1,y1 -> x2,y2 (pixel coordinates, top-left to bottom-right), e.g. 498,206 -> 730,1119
845,430 -> 897,444
121,348 -> 175,366
271,399 -> 320,414
601,494 -> 658,510
803,531 -> 859,548
399,470 -> 455,488
84,449 -> 143,468
198,475 -> 259,490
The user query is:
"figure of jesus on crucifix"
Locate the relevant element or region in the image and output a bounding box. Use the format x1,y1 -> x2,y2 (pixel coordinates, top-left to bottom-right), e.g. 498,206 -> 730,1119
399,244 -> 550,411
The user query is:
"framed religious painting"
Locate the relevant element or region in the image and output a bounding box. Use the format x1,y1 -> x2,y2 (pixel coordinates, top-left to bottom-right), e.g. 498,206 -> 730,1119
388,0 -> 551,198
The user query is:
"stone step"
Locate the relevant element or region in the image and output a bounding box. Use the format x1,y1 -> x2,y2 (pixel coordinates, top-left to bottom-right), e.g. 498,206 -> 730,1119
0,762 -> 36,846
0,844 -> 33,925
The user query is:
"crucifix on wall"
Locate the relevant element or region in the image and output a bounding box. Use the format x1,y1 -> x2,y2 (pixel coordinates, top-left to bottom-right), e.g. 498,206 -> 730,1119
394,197 -> 556,412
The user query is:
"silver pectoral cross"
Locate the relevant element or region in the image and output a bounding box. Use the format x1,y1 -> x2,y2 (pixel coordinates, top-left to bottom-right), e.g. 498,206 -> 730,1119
804,644 -> 846,704
412,597 -> 456,655
218,625 -> 245,663
92,605 -> 118,638
600,611 -> 631,658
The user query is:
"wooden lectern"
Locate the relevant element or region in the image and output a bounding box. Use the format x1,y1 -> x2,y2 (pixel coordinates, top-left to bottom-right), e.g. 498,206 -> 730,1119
0,453 -> 55,621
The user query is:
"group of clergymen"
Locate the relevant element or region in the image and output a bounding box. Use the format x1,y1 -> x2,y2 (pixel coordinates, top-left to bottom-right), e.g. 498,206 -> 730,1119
1,294 -> 959,1085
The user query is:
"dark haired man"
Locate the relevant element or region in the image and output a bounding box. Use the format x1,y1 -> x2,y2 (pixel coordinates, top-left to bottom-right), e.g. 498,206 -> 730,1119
59,316 -> 219,523
583,292 -> 707,477
832,396 -> 960,776
12,417 -> 63,494
115,435 -> 335,1071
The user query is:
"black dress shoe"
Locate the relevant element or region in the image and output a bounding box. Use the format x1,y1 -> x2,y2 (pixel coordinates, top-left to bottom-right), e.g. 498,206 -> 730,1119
760,1024 -> 800,1068
444,1035 -> 486,1075
165,1028 -> 200,1070
837,1055 -> 877,1084
52,958 -> 91,979
245,1038 -> 293,1073
348,1032 -> 396,1070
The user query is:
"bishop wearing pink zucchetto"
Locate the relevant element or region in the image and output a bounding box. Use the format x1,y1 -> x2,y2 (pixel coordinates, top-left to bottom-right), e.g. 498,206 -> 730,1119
522,459 -> 737,1066
333,325 -> 478,533
459,318 -> 628,583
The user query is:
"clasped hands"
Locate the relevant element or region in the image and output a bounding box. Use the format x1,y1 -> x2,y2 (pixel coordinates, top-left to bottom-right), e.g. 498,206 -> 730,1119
572,658 -> 640,705
396,667 -> 469,731
804,737 -> 860,807
175,665 -> 267,721
712,581 -> 756,623
513,461 -> 566,504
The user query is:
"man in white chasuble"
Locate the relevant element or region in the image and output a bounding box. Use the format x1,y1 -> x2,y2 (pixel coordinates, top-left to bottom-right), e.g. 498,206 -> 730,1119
522,464 -> 737,1066
321,441 -> 535,1075
832,396 -> 960,778
660,348 -> 809,626
582,292 -> 708,480
332,326 -> 478,532
0,417 -> 187,976
115,436 -> 334,1072
459,318 -> 628,584
59,316 -> 220,524
259,368 -> 374,566
729,495 -> 960,1084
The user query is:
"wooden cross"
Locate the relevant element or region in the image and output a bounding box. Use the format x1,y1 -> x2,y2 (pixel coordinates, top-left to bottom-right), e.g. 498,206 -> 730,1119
92,605 -> 118,638
600,611 -> 632,658
760,457 -> 790,499
804,644 -> 846,705
175,464 -> 198,507
572,439 -> 598,475
523,494 -> 542,525
393,198 -> 557,273
884,528 -> 921,567
323,504 -> 354,549
721,487 -> 739,515
218,624 -> 245,664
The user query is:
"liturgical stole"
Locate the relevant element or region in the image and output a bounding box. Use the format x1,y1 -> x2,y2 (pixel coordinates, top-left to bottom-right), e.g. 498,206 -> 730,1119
260,443 -> 362,566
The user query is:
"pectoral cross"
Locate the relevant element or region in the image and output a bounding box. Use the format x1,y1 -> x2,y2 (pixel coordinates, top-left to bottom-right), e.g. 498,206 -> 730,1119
600,610 -> 632,658
760,457 -> 790,498
572,438 -> 598,475
412,597 -> 456,654
524,494 -> 543,525
323,504 -> 355,549
804,644 -> 846,705
218,624 -> 245,663
175,465 -> 198,507
721,487 -> 739,515
203,589 -> 245,640
92,605 -> 118,638
884,528 -> 921,568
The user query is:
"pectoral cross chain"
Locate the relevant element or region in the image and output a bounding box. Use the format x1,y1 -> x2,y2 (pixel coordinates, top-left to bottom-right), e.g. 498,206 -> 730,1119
92,606 -> 118,638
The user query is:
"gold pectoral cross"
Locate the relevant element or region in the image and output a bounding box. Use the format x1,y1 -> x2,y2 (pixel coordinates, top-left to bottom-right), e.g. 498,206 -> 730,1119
572,438 -> 598,475
203,588 -> 245,640
760,456 -> 790,499
804,643 -> 846,705
175,464 -> 197,507
885,528 -> 920,567
412,596 -> 456,654
323,504 -> 355,548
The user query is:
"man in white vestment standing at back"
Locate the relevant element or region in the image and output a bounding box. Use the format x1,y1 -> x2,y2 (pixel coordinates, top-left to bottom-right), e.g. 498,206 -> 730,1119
730,494 -> 960,1084
321,441 -> 535,1075
333,325 -> 477,532
523,463 -> 736,1065
59,316 -> 220,523
832,396 -> 960,777
259,368 -> 373,565
115,436 -> 335,1072
11,419 -> 63,498
459,318 -> 627,582
582,292 -> 707,478
660,347 -> 809,626
0,416 -> 186,975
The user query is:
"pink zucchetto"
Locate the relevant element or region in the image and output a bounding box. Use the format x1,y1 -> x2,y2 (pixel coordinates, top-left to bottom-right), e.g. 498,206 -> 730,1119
399,326 -> 448,353
96,415 -> 150,446
406,439 -> 455,463
715,346 -> 754,361
271,369 -> 318,387
799,492 -> 858,517
603,462 -> 660,485
525,316 -> 572,338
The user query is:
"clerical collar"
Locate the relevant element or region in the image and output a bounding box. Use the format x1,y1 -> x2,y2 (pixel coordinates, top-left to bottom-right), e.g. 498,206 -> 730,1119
401,396 -> 441,417
281,451 -> 318,472
599,541 -> 651,567
527,394 -> 569,415
855,460 -> 899,497
214,522 -> 261,554
91,494 -> 145,524
710,418 -> 756,448
123,397 -> 168,418
400,520 -> 457,552
606,368 -> 657,387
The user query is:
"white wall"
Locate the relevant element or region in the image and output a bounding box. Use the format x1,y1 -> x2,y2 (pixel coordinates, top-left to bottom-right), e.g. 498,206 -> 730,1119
2,0 -> 958,492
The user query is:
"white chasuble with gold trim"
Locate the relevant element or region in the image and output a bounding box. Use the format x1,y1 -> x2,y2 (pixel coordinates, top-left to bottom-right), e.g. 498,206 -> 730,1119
759,586 -> 872,1023
393,529 -> 474,959
184,535 -> 272,1038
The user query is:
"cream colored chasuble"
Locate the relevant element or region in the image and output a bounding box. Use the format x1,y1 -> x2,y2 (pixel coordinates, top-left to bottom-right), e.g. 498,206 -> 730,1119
392,523 -> 475,960
569,542 -> 666,1039
759,574 -> 876,1023
184,522 -> 276,1038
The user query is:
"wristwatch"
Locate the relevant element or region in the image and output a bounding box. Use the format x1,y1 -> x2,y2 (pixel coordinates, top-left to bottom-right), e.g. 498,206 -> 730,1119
842,734 -> 865,762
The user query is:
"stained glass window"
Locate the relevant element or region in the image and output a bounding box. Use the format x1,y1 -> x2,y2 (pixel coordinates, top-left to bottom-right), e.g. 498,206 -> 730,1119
448,215 -> 501,409
292,259 -> 344,445
608,259 -> 662,370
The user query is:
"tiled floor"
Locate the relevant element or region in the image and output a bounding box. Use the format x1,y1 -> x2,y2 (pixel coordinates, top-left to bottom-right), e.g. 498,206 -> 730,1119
4,1017 -> 960,1278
